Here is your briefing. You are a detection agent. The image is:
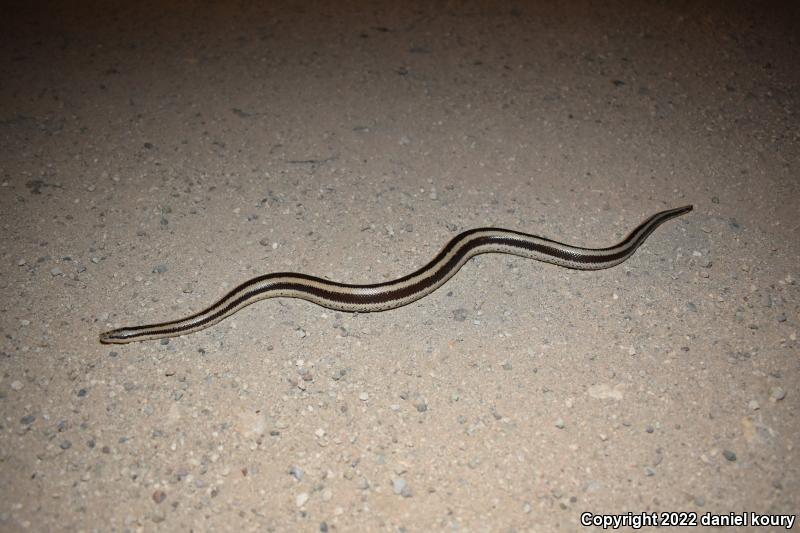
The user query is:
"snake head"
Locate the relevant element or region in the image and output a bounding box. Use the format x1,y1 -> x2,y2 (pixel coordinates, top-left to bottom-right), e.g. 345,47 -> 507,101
98,328 -> 131,344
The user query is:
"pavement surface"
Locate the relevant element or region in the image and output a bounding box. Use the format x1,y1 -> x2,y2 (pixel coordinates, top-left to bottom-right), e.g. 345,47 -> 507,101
1,1 -> 797,531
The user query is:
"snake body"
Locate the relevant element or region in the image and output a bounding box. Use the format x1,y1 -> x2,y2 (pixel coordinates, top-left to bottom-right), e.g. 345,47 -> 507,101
99,205 -> 692,344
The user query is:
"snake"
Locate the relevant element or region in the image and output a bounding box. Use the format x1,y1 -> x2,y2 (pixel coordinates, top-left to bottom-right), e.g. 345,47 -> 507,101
99,205 -> 692,344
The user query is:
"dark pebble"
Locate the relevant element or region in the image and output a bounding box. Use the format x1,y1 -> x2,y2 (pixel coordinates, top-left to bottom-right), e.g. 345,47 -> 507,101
722,450 -> 737,462
20,414 -> 36,425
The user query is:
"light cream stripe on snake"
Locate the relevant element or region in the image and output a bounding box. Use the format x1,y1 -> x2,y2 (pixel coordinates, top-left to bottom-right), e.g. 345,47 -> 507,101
99,205 -> 692,344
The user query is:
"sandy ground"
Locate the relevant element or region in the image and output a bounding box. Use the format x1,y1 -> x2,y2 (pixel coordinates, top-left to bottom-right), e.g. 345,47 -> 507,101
1,1 -> 798,531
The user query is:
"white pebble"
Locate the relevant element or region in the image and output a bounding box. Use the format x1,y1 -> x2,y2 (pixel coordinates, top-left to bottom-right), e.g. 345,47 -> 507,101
393,478 -> 407,495
295,492 -> 309,507
11,380 -> 23,390
359,392 -> 369,401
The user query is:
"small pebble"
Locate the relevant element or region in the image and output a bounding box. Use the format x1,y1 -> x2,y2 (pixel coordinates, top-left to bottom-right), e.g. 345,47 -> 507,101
50,267 -> 63,276
452,308 -> 468,321
748,400 -> 760,411
289,466 -> 304,481
585,480 -> 603,492
769,387 -> 786,402
722,450 -> 737,462
152,490 -> 166,504
359,392 -> 369,401
554,418 -> 565,429
60,440 -> 72,450
296,492 -> 309,507
20,414 -> 35,425
393,478 -> 412,497
10,380 -> 23,391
